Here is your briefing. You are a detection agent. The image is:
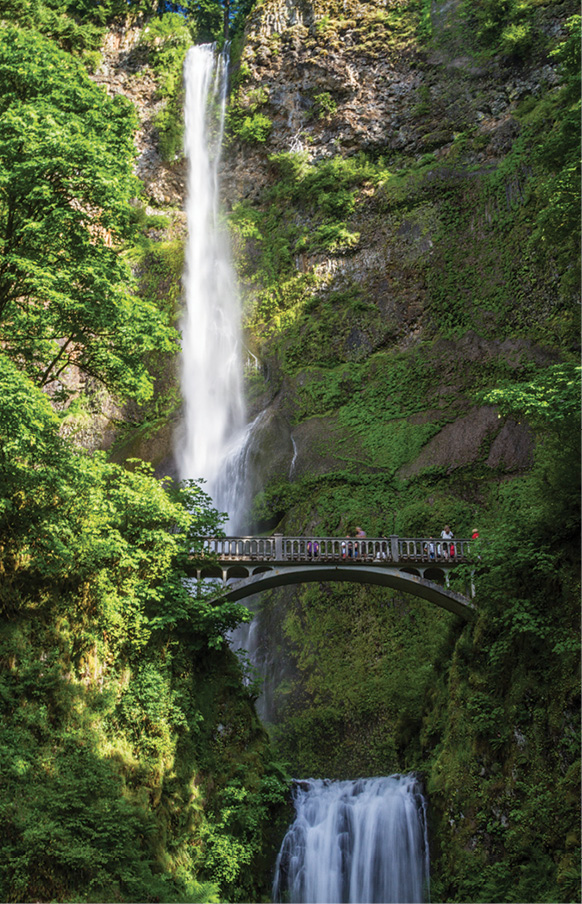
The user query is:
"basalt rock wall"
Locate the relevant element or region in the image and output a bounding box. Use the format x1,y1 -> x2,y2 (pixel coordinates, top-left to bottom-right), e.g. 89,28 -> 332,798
221,0 -> 572,518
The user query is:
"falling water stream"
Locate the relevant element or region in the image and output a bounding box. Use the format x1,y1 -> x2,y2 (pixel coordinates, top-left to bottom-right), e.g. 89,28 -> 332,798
177,43 -> 249,531
274,776 -> 430,904
177,40 -> 269,718
178,44 -> 430,903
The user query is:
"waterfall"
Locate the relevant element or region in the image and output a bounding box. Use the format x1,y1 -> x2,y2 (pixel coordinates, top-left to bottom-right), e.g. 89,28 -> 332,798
289,435 -> 298,478
177,43 -> 249,531
273,775 -> 430,904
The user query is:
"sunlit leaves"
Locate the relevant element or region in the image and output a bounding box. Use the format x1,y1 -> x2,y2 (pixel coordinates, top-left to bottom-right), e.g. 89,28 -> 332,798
0,26 -> 177,401
483,362 -> 581,427
0,354 -> 242,653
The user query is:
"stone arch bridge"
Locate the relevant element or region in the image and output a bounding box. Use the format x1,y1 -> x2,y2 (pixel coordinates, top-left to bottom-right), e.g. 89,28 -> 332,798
196,535 -> 476,620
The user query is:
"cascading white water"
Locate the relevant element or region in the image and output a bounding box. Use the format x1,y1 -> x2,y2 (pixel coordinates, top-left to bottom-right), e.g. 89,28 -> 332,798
177,44 -> 249,531
273,775 -> 430,904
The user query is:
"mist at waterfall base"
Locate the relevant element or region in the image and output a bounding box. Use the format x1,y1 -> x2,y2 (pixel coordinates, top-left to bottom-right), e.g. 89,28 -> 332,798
274,775 -> 430,904
177,43 -> 251,533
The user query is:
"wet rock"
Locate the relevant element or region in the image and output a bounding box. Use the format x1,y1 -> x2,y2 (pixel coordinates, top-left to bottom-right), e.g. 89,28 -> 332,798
289,416 -> 365,479
246,408 -> 295,491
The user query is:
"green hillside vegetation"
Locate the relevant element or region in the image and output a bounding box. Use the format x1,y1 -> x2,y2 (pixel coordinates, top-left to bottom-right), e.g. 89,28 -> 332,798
226,0 -> 581,900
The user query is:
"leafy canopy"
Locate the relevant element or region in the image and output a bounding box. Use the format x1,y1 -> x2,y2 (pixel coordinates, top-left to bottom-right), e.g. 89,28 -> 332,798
0,350 -> 271,903
483,362 -> 581,427
0,26 -> 177,401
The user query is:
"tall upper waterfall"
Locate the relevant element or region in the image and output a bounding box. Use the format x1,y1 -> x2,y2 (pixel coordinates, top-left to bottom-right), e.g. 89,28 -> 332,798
273,775 -> 430,904
177,44 -> 249,531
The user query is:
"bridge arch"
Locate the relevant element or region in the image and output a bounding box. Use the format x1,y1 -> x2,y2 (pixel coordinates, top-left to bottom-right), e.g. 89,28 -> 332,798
206,566 -> 473,621
423,566 -> 447,585
201,565 -> 223,580
226,565 -> 249,580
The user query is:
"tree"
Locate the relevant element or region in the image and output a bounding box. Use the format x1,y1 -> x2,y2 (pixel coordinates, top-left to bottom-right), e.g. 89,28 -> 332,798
159,0 -> 256,41
0,350 -> 246,645
0,351 -> 264,902
484,362 -> 581,429
0,26 -> 177,402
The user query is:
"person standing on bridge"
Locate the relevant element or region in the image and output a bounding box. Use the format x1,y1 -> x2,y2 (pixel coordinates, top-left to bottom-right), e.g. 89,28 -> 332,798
441,524 -> 454,559
354,526 -> 366,559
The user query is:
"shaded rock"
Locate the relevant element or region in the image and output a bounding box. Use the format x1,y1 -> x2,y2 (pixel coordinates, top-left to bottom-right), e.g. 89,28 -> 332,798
486,418 -> 534,471
489,116 -> 521,156
398,406 -> 500,477
344,327 -> 373,358
111,420 -> 179,479
431,332 -> 560,370
289,416 -> 363,478
246,408 -> 295,490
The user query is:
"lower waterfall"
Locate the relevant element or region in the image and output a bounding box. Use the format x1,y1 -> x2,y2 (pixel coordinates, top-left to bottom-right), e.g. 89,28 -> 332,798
273,775 -> 430,904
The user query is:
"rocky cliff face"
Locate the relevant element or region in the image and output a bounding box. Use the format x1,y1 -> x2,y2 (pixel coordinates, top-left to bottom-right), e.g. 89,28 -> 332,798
90,0 -> 571,486
218,6 -> 579,900
227,0 -> 562,191
85,5 -> 579,900
222,0 -> 571,516
94,23 -> 187,208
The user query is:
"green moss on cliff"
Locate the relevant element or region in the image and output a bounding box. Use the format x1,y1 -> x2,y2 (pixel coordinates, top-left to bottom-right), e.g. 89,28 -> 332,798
271,582 -> 458,778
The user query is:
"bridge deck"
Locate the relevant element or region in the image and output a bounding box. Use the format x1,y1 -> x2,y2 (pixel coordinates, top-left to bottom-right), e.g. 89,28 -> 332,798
203,534 -> 471,567
195,535 -> 476,620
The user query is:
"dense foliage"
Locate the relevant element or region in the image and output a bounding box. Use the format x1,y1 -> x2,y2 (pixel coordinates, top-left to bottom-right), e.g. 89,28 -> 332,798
0,26 -> 177,402
423,366 -> 580,902
0,0 -> 579,898
0,354 -> 290,902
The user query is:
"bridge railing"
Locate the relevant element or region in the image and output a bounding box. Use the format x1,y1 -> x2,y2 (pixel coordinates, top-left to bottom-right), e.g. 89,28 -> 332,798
203,537 -> 277,559
202,535 -> 471,565
398,537 -> 471,562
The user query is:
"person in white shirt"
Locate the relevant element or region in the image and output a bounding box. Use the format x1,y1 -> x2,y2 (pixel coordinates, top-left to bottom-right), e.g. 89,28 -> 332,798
441,524 -> 454,559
